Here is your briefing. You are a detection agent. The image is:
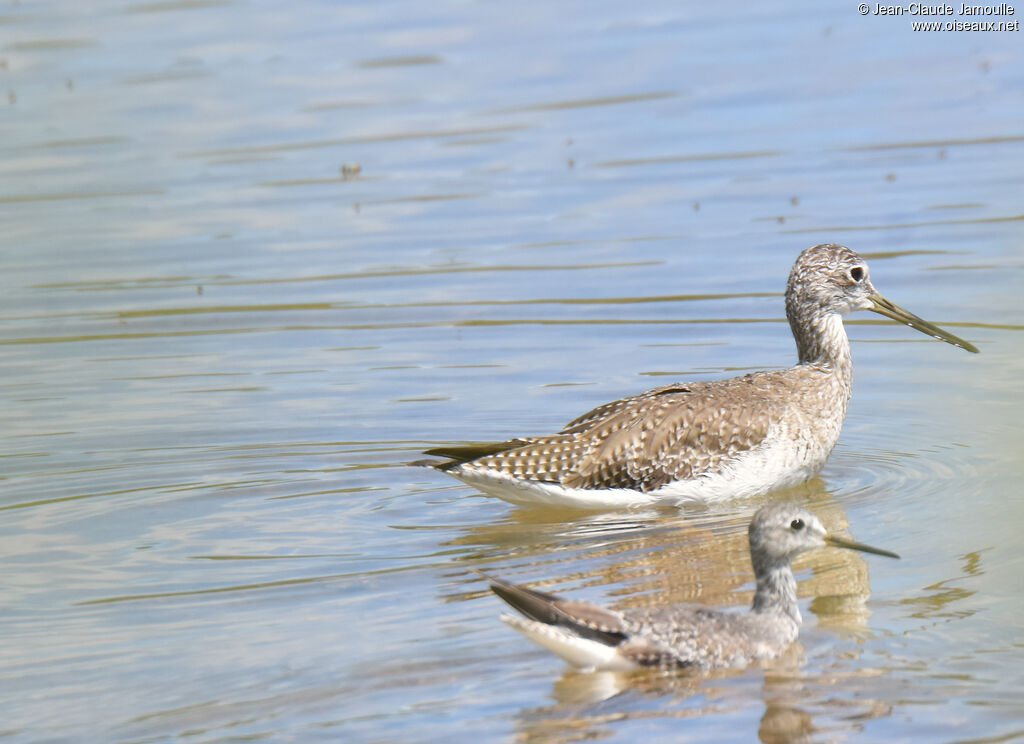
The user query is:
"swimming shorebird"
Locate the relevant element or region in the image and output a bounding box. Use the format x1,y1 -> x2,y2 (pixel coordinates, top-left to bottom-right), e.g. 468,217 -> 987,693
417,244 -> 977,507
480,502 -> 899,672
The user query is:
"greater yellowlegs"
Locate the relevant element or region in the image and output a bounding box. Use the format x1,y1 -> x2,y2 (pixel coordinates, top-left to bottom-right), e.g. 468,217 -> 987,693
418,244 -> 977,507
481,502 -> 899,671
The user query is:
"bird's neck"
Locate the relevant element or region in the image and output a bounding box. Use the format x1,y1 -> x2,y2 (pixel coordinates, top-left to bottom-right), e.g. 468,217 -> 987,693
750,557 -> 801,625
789,309 -> 854,381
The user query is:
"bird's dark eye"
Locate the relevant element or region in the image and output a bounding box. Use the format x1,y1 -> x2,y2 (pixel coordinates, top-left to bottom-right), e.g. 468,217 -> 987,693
790,519 -> 805,531
849,266 -> 865,282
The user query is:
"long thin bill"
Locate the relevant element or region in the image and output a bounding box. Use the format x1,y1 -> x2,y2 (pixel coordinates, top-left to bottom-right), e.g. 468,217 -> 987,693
825,534 -> 900,559
870,293 -> 979,353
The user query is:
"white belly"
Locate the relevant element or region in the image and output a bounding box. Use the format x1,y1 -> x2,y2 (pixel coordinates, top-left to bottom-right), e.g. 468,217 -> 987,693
450,421 -> 837,508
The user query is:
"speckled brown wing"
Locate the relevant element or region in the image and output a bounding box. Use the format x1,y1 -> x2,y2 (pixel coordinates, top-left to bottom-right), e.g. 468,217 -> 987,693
558,382 -> 696,433
461,372 -> 789,491
618,605 -> 769,669
561,375 -> 778,491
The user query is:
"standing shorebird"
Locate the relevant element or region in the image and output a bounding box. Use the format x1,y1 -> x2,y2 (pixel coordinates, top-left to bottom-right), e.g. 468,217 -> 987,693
417,244 -> 977,507
480,502 -> 899,672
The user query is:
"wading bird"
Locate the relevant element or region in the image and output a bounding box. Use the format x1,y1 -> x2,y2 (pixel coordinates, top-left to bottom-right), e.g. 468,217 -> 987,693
418,244 -> 976,507
481,502 -> 899,671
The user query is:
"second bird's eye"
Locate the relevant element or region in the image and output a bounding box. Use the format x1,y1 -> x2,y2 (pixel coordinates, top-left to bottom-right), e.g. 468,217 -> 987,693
790,519 -> 805,531
849,266 -> 865,282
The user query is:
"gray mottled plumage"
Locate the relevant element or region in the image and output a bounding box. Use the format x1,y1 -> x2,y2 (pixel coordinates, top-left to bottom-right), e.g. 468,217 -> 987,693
484,502 -> 899,671
419,244 -> 977,506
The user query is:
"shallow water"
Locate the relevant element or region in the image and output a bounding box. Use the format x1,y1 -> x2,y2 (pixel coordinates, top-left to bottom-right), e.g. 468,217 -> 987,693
2,1 -> 1023,742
